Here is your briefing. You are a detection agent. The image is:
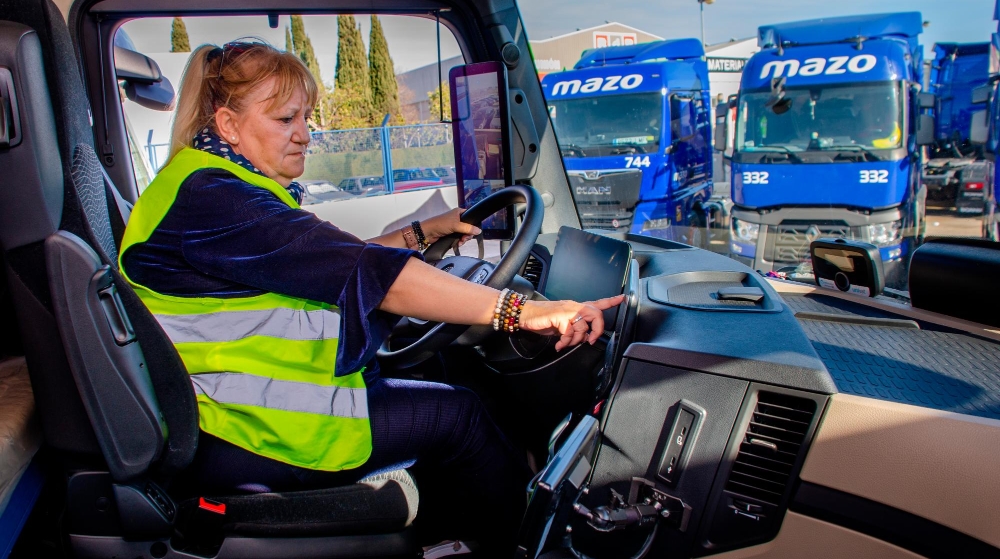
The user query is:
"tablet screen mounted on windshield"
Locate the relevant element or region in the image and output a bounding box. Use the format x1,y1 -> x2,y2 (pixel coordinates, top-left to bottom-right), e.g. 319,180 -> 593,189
450,61 -> 515,240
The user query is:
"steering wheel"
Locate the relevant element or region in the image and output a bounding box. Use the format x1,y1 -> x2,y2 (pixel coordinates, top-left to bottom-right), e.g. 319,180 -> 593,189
376,185 -> 544,369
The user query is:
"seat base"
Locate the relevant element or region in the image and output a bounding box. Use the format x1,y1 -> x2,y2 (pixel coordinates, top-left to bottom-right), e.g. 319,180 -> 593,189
70,531 -> 419,559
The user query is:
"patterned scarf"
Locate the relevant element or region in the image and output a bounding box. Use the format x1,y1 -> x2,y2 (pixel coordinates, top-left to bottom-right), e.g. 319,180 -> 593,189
193,128 -> 305,204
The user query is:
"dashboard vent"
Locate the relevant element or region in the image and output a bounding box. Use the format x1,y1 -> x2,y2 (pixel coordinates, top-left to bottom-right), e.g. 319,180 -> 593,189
523,253 -> 545,292
724,392 -> 817,505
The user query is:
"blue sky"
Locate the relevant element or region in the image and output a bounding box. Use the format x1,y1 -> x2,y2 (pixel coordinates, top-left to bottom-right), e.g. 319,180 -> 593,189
519,0 -> 997,51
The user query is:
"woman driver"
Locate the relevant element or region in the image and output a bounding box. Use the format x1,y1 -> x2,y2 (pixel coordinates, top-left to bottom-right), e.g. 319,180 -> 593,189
118,42 -> 622,549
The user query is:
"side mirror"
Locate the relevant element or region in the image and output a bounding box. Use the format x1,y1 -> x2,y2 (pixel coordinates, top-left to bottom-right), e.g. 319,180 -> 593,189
970,109 -> 989,145
916,113 -> 935,146
114,46 -> 175,111
917,92 -> 935,110
714,102 -> 729,152
972,83 -> 992,105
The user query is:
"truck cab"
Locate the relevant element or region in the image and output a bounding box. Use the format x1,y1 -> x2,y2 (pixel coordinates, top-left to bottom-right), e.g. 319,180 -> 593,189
924,42 -> 993,213
721,13 -> 933,288
541,39 -> 715,243
3,1 -> 1000,559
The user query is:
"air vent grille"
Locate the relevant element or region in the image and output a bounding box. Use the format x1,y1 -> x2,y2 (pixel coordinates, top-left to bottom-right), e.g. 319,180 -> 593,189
523,254 -> 545,291
724,392 -> 816,506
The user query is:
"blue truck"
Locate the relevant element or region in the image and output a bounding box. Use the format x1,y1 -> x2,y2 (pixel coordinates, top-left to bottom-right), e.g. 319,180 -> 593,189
982,3 -> 1000,240
716,12 -> 935,287
541,39 -> 718,244
923,42 -> 993,213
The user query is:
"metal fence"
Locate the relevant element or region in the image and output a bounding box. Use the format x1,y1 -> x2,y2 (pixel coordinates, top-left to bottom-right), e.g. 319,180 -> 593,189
143,122 -> 456,205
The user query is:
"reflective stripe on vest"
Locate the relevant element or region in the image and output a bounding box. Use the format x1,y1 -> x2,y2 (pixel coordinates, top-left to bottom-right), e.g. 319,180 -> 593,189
118,148 -> 372,472
155,308 -> 341,344
191,373 -> 368,418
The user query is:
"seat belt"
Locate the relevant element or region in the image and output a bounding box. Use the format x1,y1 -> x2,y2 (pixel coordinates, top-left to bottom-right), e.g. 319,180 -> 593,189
101,166 -> 132,250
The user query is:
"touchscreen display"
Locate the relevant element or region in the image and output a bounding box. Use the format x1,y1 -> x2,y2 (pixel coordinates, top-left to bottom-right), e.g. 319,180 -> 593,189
451,63 -> 513,239
545,227 -> 631,329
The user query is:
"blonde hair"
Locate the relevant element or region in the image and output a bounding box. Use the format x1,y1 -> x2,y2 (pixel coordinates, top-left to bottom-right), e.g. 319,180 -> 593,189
168,41 -> 319,163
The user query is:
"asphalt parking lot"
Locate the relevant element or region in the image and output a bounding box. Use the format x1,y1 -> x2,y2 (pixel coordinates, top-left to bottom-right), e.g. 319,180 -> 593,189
926,209 -> 982,238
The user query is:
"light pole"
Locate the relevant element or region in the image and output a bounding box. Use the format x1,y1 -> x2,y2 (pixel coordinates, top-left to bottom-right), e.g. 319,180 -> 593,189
698,0 -> 715,47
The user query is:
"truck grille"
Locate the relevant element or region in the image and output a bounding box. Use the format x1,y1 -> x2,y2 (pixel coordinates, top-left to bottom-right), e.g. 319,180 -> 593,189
772,222 -> 851,266
568,169 -> 643,232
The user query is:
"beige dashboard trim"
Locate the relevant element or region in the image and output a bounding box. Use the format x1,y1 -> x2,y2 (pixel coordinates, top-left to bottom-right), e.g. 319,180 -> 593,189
710,511 -> 923,559
800,394 -> 1000,548
766,278 -> 1000,342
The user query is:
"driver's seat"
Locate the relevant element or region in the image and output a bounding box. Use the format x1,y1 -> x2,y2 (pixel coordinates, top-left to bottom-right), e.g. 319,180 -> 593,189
0,2 -> 419,557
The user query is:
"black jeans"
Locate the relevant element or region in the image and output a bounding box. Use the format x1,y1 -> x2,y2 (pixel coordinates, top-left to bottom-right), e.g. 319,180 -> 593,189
184,376 -> 532,550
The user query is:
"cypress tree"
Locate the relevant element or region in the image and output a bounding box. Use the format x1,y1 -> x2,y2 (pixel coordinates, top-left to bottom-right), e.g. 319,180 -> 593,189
331,15 -> 373,128
368,16 -> 401,123
290,15 -> 308,57
285,26 -> 294,54
290,16 -> 327,127
170,17 -> 190,53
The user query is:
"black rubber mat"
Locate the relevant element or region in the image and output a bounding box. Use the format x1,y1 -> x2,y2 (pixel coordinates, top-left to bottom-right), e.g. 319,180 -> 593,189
794,315 -> 1000,420
782,292 -> 901,319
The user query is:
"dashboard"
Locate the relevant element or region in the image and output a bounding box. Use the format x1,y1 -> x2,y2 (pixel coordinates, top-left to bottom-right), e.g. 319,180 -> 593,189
514,231 -> 1000,559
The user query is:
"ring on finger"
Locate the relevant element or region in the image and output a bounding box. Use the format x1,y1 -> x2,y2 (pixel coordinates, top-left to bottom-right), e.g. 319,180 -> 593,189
571,315 -> 584,325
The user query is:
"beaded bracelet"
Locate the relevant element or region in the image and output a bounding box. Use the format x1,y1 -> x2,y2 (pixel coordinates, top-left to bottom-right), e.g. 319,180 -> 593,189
493,288 -> 526,333
411,221 -> 428,250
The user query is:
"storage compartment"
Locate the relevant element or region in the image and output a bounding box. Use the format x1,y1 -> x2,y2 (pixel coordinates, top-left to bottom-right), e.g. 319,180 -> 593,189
646,271 -> 780,312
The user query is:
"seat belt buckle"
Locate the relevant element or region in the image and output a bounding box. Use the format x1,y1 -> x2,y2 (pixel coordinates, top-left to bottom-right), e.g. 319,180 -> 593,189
198,497 -> 227,515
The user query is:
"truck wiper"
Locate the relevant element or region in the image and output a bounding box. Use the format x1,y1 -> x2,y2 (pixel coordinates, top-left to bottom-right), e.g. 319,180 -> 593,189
823,144 -> 882,162
559,142 -> 587,157
754,145 -> 804,163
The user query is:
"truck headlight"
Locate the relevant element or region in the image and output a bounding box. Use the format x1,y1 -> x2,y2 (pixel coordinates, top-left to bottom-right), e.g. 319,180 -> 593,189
866,220 -> 902,247
731,217 -> 760,242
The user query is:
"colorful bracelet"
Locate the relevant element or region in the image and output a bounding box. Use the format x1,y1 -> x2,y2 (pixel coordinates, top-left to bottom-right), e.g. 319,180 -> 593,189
493,289 -> 526,333
411,221 -> 428,250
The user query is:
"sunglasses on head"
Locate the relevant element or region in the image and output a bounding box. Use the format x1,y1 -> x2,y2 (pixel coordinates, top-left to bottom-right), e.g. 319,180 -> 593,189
209,40 -> 264,72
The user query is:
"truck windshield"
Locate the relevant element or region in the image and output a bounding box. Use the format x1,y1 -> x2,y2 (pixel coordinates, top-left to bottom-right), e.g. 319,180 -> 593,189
549,92 -> 662,157
736,81 -> 903,158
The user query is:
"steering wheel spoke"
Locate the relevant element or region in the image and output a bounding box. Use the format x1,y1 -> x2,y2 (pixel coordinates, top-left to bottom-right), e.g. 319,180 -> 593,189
377,185 -> 544,369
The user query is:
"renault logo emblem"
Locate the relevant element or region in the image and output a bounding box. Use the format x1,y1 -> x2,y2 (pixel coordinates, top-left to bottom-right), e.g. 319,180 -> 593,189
471,269 -> 489,285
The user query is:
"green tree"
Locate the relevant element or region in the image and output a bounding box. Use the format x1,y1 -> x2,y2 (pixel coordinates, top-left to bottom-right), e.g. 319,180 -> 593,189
368,16 -> 401,123
428,81 -> 450,122
285,26 -> 293,54
290,16 -> 327,126
170,17 -> 190,53
330,15 -> 373,128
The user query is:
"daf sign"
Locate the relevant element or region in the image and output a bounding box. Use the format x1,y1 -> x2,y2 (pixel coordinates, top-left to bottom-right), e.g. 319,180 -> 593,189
759,54 -> 878,79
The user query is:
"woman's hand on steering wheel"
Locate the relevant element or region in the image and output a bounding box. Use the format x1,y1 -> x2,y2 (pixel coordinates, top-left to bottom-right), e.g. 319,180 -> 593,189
421,208 -> 482,246
520,295 -> 626,351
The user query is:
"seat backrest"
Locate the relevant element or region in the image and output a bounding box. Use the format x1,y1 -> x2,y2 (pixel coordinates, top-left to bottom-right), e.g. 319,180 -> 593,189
0,0 -> 197,482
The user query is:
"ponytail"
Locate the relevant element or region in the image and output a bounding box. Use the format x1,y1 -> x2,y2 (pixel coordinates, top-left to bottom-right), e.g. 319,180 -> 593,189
168,45 -> 217,164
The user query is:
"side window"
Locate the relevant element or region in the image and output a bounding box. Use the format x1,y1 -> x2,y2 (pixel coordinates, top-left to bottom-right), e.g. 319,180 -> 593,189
116,14 -> 465,241
670,96 -> 695,142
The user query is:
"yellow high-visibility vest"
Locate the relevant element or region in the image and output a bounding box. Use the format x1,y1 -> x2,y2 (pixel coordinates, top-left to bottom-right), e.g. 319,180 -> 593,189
119,148 -> 371,471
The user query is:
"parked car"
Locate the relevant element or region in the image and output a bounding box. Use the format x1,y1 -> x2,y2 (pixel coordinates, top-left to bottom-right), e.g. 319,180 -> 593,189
431,166 -> 458,186
338,175 -> 387,196
298,180 -> 355,205
392,167 -> 445,191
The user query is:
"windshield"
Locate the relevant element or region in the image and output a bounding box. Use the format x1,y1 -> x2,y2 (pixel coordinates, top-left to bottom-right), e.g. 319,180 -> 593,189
736,82 -> 903,156
548,92 -> 663,156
